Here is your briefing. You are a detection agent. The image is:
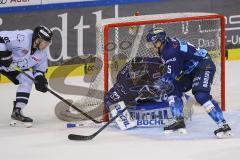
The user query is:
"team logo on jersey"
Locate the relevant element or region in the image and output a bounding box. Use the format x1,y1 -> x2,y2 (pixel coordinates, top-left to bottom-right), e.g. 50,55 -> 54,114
165,57 -> 176,64
17,34 -> 24,42
160,56 -> 165,64
133,85 -> 161,101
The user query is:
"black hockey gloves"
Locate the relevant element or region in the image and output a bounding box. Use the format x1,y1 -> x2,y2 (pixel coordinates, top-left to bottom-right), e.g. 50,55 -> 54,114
34,75 -> 48,93
0,50 -> 13,67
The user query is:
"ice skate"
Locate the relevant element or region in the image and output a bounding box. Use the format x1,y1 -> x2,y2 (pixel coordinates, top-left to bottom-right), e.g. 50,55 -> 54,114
10,102 -> 33,128
214,123 -> 232,138
164,118 -> 187,135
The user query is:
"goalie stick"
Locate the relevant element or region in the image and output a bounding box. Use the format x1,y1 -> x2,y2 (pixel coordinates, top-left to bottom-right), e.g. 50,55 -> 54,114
68,107 -> 127,141
12,65 -> 102,124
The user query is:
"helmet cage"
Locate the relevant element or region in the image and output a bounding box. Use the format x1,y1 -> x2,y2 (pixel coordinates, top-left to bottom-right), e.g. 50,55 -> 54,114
129,58 -> 149,82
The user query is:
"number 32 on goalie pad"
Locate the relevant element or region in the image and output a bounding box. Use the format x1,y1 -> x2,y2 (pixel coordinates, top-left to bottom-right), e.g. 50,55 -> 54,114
109,101 -> 137,130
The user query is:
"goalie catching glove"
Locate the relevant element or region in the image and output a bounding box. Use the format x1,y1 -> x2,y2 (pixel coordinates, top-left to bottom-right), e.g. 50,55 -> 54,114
109,101 -> 137,130
34,74 -> 48,93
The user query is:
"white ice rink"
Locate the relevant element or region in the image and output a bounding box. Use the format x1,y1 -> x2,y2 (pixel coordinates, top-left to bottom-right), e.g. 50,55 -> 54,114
0,61 -> 239,160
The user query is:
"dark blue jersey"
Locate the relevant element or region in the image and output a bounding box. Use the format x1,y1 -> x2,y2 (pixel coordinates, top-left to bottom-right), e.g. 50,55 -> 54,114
104,57 -> 171,108
160,38 -> 209,79
159,37 -> 211,96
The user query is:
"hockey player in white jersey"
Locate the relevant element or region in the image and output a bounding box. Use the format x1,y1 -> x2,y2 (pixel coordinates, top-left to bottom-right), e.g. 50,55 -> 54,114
0,26 -> 53,127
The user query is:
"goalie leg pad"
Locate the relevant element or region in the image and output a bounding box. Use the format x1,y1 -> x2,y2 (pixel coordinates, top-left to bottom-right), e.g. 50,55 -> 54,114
109,101 -> 137,130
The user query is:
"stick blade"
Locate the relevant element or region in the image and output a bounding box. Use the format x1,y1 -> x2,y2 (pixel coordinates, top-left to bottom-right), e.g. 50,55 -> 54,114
68,134 -> 93,141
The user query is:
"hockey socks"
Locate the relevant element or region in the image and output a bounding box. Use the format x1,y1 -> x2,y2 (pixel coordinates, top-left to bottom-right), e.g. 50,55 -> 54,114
203,100 -> 232,138
168,96 -> 184,119
203,100 -> 225,125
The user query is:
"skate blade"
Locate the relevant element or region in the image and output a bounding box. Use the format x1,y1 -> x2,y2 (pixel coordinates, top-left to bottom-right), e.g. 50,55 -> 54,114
216,131 -> 232,139
178,128 -> 188,134
164,130 -> 174,135
10,120 -> 33,128
164,128 -> 187,136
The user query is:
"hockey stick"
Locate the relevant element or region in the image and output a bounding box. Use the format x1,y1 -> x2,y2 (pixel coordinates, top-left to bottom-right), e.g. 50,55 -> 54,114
66,121 -> 104,128
68,107 -> 127,141
12,65 -> 102,124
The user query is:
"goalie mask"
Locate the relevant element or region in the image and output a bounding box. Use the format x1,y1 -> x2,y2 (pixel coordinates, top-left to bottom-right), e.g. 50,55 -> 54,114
129,57 -> 149,84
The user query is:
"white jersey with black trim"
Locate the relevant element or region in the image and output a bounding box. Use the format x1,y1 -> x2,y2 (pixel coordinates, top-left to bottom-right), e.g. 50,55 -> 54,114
0,29 -> 48,73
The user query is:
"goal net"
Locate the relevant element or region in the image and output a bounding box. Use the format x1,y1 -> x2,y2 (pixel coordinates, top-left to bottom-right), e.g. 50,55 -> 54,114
74,12 -> 225,122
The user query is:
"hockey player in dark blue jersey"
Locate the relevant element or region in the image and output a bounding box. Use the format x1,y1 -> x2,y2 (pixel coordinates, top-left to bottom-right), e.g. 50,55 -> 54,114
104,57 -> 175,130
146,27 -> 231,138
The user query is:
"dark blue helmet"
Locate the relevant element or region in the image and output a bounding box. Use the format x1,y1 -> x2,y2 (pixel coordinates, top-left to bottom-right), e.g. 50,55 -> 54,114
146,27 -> 166,43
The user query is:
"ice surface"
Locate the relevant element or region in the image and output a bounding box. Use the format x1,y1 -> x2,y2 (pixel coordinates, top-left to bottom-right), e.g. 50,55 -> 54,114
0,61 -> 239,160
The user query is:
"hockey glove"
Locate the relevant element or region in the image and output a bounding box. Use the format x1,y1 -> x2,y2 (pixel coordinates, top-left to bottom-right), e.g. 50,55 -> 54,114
0,50 -> 13,67
34,75 -> 48,93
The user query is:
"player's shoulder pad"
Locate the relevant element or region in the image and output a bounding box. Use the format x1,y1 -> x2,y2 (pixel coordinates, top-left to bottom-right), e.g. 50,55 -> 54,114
3,30 -> 33,46
173,38 -> 189,53
20,29 -> 34,42
167,38 -> 180,51
169,38 -> 188,53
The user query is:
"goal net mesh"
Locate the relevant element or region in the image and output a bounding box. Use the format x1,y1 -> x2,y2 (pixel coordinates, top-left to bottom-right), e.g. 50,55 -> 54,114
74,12 -> 225,121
